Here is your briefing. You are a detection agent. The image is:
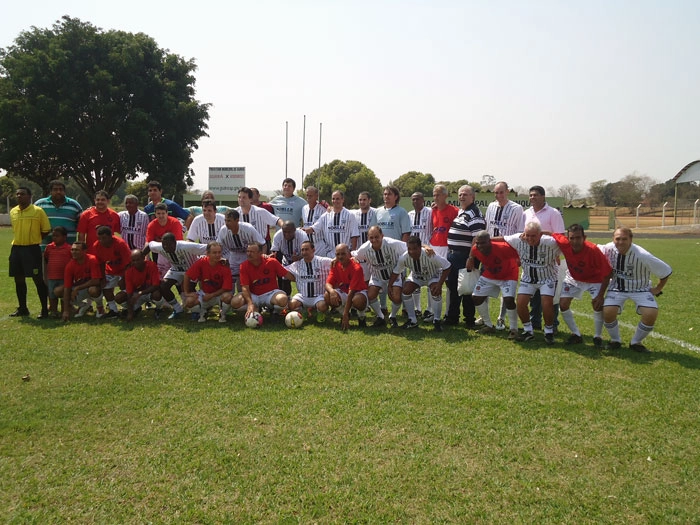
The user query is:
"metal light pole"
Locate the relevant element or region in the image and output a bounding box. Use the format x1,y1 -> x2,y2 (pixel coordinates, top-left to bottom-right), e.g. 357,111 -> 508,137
318,122 -> 323,169
301,115 -> 306,188
285,121 -> 288,178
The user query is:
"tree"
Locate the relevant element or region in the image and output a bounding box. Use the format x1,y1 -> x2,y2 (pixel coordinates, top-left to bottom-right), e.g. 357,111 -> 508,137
390,171 -> 436,196
588,180 -> 607,206
557,184 -> 581,204
303,160 -> 383,208
0,175 -> 17,212
437,179 -> 482,194
0,16 -> 210,198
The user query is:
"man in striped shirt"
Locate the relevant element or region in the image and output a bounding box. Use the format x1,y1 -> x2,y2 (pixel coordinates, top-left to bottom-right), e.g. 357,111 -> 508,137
287,240 -> 333,322
217,209 -> 266,291
271,221 -> 309,295
599,227 -> 672,353
353,191 -> 378,283
408,192 -> 433,320
301,186 -> 329,256
353,226 -> 407,328
503,222 -> 562,343
119,195 -> 149,250
237,187 -> 282,246
304,190 -> 360,257
187,200 -> 226,244
35,180 -> 83,248
389,236 -> 451,331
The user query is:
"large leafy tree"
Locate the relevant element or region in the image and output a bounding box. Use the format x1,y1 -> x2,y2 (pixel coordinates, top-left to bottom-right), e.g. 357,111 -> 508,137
390,171 -> 436,196
303,159 -> 383,208
0,16 -> 210,198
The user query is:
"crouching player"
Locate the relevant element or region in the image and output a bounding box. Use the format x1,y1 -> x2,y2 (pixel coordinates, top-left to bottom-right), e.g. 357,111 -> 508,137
324,243 -> 369,330
119,249 -> 164,321
183,242 -> 233,323
286,240 -> 332,323
58,242 -> 103,321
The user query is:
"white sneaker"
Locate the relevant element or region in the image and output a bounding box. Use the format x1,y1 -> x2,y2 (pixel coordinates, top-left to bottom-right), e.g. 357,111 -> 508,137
495,318 -> 506,331
74,303 -> 90,318
198,314 -> 207,323
218,313 -> 227,324
474,317 -> 485,327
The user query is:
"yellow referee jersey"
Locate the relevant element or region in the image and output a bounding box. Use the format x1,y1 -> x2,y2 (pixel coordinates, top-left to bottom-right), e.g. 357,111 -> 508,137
10,204 -> 51,246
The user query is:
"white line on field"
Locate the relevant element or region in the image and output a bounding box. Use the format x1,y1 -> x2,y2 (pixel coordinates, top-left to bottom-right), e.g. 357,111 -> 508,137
575,311 -> 700,353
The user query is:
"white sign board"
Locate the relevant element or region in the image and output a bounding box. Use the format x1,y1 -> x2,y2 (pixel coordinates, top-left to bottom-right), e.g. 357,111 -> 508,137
208,167 -> 245,196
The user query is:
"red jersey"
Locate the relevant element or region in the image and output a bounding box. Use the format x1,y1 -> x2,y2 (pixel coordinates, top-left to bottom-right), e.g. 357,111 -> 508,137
91,236 -> 132,276
146,217 -> 184,242
125,260 -> 161,295
64,253 -> 103,288
77,207 -> 121,251
44,242 -> 73,280
186,257 -> 233,294
327,259 -> 367,294
552,233 -> 613,283
472,241 -> 520,281
430,205 -> 459,246
239,256 -> 288,295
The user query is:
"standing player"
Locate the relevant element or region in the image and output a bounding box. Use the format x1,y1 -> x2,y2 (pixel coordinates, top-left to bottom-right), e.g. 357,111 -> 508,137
286,240 -> 333,322
408,191 -> 433,320
325,243 -> 369,330
34,179 -> 83,248
146,202 -> 185,277
270,221 -> 309,295
389,236 -> 451,331
183,241 -> 233,323
599,227 -> 672,352
304,190 -> 360,256
77,190 -> 121,253
187,200 -> 226,244
551,225 -> 613,346
185,191 -> 232,229
119,195 -> 149,250
269,178 -> 308,226
217,209 -> 266,292
429,184 -> 458,259
301,186 -> 329,256
376,185 -> 411,241
236,187 -> 282,249
144,180 -> 190,222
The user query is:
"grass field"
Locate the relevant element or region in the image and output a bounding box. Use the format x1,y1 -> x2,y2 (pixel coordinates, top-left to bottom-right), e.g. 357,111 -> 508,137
1,227 -> 699,523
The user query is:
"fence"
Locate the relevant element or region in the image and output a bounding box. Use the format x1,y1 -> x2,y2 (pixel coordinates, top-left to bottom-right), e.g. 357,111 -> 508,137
588,203 -> 700,230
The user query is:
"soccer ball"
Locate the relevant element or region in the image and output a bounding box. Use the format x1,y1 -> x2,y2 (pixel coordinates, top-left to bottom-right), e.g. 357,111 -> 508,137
245,311 -> 263,328
285,311 -> 304,328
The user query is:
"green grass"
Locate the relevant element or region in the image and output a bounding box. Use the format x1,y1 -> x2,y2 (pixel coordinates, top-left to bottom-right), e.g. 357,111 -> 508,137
1,227 -> 699,522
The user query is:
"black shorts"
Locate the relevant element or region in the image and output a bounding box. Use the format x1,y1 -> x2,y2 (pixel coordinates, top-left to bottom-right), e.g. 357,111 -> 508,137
9,244 -> 43,278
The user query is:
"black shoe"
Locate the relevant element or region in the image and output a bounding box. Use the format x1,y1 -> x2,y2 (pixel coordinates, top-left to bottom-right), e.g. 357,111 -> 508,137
389,317 -> 398,329
358,318 -> 367,328
544,333 -> 555,345
443,317 -> 459,326
566,334 -> 583,345
516,331 -> 535,342
372,317 -> 387,328
464,319 -> 476,329
402,320 -> 419,329
630,343 -> 650,353
607,341 -> 622,350
593,337 -> 603,348
433,320 -> 443,332
10,308 -> 30,317
102,310 -> 120,319
37,310 -> 50,319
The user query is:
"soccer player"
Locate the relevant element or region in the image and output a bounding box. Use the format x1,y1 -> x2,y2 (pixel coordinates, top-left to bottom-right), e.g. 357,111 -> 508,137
184,191 -> 232,229
270,220 -> 309,295
429,184 -> 458,259
77,190 -> 121,253
599,227 -> 672,352
301,186 -> 329,256
376,185 -> 411,242
9,187 -> 51,318
120,249 -> 164,321
144,180 -> 190,222
467,231 -> 521,339
236,187 -> 282,247
269,177 -> 308,226
503,222 -> 562,344
408,191 -> 433,320
551,224 -> 613,346
325,243 -> 369,330
35,179 -> 83,248
231,243 -> 294,322
286,240 -> 333,322
93,226 -> 132,318
217,209 -> 266,291
187,200 -> 226,244
353,226 -> 406,328
119,194 -> 149,250
183,241 -> 233,323
145,233 -> 208,319
58,242 -> 103,322
389,236 -> 451,331
146,202 -> 185,277
44,226 -> 73,317
304,190 -> 360,256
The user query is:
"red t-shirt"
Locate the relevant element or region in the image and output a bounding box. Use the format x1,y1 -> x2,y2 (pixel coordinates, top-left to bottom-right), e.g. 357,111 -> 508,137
239,256 -> 288,295
146,217 -> 184,242
77,207 -> 121,251
327,259 -> 367,293
186,257 -> 233,294
430,205 -> 459,246
44,242 -> 73,280
91,236 -> 132,276
64,254 -> 103,288
472,241 -> 520,281
125,260 -> 161,294
552,233 -> 613,283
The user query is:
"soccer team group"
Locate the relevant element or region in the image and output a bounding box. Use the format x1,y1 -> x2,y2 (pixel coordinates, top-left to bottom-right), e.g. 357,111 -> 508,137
9,177 -> 672,351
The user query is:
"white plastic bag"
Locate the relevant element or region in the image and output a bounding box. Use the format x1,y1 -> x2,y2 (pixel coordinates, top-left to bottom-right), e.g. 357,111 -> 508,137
457,268 -> 480,296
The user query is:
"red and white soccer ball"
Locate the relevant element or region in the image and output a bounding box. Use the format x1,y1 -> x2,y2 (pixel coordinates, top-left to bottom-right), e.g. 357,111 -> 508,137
245,311 -> 264,328
285,311 -> 304,328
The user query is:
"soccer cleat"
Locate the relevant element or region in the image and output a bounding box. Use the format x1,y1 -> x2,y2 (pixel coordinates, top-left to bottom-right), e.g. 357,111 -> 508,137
495,318 -> 506,331
544,333 -> 555,345
102,310 -> 119,319
478,325 -> 496,335
218,312 -> 227,323
442,317 -> 459,326
9,308 -> 30,317
37,310 -> 50,319
422,310 -> 434,323
358,318 -> 367,328
198,314 -> 207,323
415,310 -> 422,320
316,312 -> 326,323
168,311 -> 181,320
516,331 -> 535,342
508,330 -> 519,340
402,320 -> 419,330
566,334 -> 583,345
607,341 -> 622,350
630,343 -> 650,353
74,304 -> 90,318
474,317 -> 485,327
95,308 -> 106,319
433,320 -> 443,332
372,317 -> 386,328
389,317 -> 399,329
593,337 -> 603,348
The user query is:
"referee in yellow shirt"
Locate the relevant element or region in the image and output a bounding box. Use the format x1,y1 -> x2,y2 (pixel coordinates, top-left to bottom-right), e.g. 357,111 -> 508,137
9,187 -> 51,318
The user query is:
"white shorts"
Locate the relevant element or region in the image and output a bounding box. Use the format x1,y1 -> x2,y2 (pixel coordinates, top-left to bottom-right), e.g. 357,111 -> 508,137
473,276 -> 517,299
332,289 -> 368,306
71,288 -> 94,306
132,292 -> 154,309
291,293 -> 325,309
561,280 -> 604,300
604,290 -> 658,314
405,275 -> 441,293
430,244 -> 449,259
360,260 -> 371,282
104,274 -> 121,290
197,290 -> 224,310
368,274 -> 402,291
518,280 -> 557,297
251,289 -> 285,308
163,269 -> 186,285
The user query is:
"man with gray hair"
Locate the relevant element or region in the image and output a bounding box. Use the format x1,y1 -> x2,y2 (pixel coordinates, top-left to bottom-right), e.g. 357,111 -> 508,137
119,194 -> 149,250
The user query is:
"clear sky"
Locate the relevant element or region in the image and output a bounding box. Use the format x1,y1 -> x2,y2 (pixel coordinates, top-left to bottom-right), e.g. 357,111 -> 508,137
2,0 -> 699,195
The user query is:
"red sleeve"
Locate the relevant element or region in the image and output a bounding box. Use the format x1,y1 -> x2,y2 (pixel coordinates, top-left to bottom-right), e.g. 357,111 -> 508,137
268,257 -> 288,278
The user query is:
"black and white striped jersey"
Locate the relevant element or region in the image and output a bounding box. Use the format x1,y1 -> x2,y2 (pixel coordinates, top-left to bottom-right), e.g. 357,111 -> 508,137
408,207 -> 433,244
485,200 -> 524,237
352,208 -> 378,244
235,205 -> 280,239
600,242 -> 672,292
504,234 -> 562,284
187,214 -> 226,244
147,241 -> 207,272
393,250 -> 451,282
311,208 -> 359,252
271,228 -> 309,265
353,237 -> 407,281
287,256 -> 333,298
119,210 -> 149,250
216,222 -> 266,273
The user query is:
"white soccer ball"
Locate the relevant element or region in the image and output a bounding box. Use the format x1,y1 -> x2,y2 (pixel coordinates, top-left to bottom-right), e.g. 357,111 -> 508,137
285,311 -> 304,328
245,311 -> 263,328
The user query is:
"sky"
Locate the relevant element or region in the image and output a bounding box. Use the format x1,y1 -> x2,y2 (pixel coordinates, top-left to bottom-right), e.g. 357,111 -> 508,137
2,0 -> 699,196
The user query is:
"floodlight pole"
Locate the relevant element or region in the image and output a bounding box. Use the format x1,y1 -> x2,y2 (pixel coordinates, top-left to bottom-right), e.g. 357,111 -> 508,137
301,115 -> 306,188
285,121 -> 289,178
636,203 -> 642,228
318,122 -> 323,169
662,201 -> 669,227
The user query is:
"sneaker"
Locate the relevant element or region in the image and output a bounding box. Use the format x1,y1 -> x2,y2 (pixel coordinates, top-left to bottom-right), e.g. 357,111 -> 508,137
372,317 -> 386,328
218,312 -> 227,323
495,318 -> 506,331
402,320 -> 419,329
168,311 -> 181,320
422,310 -> 434,323
389,317 -> 398,329
198,314 -> 207,323
508,330 -> 519,340
478,325 -> 496,335
516,331 -> 535,342
566,334 -> 583,345
593,336 -> 603,348
316,312 -> 326,323
74,303 -> 90,318
442,317 -> 459,326
474,317 -> 485,327
191,312 -> 200,321
9,307 -> 30,317
630,343 -> 650,353
415,310 -> 422,320
358,318 -> 367,328
37,310 -> 50,319
102,309 -> 119,319
544,333 -> 555,345
95,308 -> 106,319
607,341 -> 622,350
433,320 -> 443,332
